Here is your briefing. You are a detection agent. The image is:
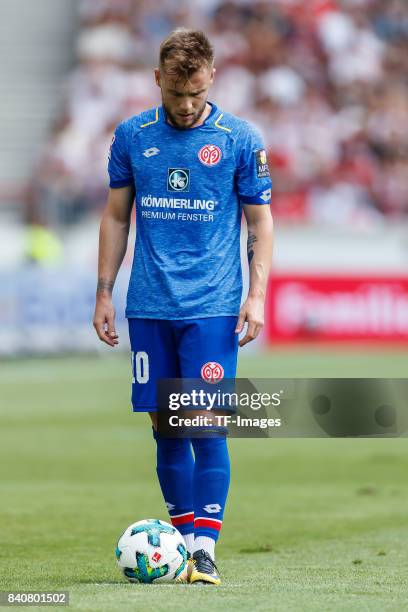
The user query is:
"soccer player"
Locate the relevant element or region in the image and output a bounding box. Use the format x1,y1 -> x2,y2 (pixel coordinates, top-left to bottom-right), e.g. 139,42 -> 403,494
93,29 -> 273,585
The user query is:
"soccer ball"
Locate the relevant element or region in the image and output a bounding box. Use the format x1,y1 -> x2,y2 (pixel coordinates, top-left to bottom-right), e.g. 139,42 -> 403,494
115,519 -> 188,584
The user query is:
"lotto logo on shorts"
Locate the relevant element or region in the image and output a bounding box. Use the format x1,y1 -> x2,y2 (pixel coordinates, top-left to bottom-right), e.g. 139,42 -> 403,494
198,144 -> 222,166
201,362 -> 224,384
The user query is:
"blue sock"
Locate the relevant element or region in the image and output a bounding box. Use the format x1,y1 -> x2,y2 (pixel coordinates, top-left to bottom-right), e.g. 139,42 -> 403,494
153,429 -> 195,544
191,436 -> 230,545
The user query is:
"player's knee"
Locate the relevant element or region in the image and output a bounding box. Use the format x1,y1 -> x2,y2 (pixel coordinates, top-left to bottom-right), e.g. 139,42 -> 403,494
191,436 -> 230,471
154,431 -> 192,462
191,435 -> 228,453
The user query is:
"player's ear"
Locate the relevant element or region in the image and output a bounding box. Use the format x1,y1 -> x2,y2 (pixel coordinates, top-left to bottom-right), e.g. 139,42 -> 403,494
210,67 -> 216,84
154,68 -> 161,88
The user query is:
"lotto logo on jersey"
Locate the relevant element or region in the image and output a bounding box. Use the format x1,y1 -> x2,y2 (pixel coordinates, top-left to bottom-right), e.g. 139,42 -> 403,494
168,168 -> 190,192
198,144 -> 222,166
201,362 -> 224,384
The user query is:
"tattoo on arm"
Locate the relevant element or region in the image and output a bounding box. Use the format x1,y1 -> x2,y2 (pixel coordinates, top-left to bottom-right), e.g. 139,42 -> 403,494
247,231 -> 258,265
97,278 -> 114,294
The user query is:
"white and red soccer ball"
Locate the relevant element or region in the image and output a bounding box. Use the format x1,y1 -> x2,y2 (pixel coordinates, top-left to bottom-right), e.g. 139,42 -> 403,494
115,519 -> 188,584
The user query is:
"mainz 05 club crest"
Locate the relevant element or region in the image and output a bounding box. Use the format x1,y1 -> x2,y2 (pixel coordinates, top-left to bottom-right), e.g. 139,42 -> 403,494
198,144 -> 222,166
201,361 -> 224,383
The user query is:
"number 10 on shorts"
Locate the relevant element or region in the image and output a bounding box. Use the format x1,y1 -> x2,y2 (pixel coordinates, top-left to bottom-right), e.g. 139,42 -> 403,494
131,351 -> 149,384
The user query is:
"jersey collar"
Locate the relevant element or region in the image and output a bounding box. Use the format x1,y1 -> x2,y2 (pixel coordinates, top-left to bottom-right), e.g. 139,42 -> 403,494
159,102 -> 218,131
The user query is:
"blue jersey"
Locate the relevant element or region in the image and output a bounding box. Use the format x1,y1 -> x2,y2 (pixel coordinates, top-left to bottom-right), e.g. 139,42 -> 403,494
108,102 -> 272,319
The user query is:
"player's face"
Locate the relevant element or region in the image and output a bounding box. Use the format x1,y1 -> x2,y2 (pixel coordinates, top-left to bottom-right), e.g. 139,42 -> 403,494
155,65 -> 215,129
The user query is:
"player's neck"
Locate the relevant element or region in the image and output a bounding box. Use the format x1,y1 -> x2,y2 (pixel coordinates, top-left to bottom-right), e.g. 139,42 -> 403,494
191,103 -> 212,128
165,102 -> 213,130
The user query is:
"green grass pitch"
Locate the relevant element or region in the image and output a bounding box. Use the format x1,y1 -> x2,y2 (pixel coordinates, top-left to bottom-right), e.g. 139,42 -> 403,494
1,348 -> 408,611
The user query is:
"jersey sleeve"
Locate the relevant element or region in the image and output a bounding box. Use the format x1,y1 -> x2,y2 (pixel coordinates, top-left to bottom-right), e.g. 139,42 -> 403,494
235,124 -> 272,205
108,122 -> 133,188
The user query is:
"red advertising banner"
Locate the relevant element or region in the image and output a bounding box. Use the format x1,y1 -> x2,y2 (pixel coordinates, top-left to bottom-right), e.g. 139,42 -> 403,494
266,274 -> 408,343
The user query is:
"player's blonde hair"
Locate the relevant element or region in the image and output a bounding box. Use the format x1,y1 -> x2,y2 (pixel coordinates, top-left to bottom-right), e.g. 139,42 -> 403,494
159,29 -> 214,81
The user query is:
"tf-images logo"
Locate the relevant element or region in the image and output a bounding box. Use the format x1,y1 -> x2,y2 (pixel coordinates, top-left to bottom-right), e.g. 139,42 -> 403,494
168,168 -> 190,192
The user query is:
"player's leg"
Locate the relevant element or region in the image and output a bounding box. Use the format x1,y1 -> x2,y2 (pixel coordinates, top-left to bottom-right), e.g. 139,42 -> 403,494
189,435 -> 230,585
176,316 -> 238,584
128,319 -> 195,554
153,427 -> 195,555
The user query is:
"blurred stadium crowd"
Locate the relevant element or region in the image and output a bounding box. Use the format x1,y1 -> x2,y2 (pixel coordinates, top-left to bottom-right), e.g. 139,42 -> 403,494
29,0 -> 408,228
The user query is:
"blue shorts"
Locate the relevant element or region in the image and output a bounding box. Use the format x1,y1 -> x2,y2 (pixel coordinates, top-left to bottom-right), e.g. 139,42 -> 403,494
128,317 -> 239,412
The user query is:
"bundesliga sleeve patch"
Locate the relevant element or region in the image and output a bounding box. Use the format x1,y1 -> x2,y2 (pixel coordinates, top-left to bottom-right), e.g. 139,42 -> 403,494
255,149 -> 270,178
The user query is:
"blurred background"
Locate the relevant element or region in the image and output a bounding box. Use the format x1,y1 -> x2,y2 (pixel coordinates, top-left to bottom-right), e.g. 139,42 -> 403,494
1,0 -> 408,354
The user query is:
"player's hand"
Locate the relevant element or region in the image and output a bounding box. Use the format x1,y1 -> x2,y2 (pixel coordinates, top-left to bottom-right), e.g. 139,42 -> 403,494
93,295 -> 119,347
235,296 -> 264,347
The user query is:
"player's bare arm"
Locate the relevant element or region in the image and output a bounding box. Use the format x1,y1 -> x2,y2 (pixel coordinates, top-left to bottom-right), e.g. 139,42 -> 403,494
235,204 -> 274,347
93,184 -> 135,347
